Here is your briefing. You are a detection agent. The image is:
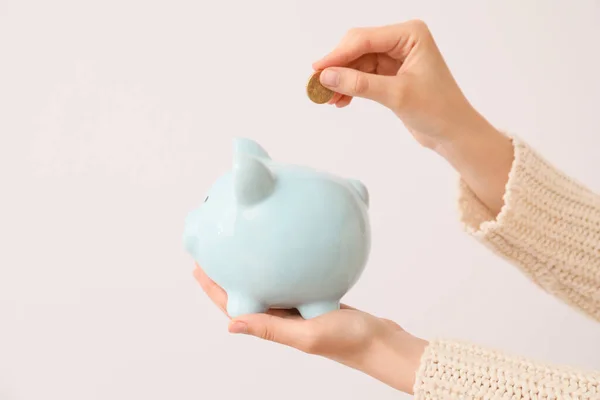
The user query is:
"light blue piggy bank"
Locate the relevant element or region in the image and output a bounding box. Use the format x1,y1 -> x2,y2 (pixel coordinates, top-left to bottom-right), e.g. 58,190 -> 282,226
183,138 -> 370,319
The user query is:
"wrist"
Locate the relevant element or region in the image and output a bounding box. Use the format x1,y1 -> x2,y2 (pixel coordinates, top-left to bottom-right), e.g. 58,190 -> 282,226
433,111 -> 502,161
433,116 -> 513,215
359,329 -> 428,394
434,115 -> 509,172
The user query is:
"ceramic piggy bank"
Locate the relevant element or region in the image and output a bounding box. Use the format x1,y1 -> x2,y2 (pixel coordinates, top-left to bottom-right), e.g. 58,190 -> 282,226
183,138 -> 370,319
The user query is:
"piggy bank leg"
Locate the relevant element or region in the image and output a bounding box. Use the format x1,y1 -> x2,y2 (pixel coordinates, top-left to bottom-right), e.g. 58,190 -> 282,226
297,301 -> 340,319
226,292 -> 266,318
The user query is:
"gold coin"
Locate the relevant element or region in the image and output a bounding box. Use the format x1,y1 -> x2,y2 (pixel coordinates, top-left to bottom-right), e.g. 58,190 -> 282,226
306,71 -> 334,104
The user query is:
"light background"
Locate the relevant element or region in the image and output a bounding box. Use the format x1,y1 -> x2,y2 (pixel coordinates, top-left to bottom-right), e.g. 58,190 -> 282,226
1,0 -> 599,399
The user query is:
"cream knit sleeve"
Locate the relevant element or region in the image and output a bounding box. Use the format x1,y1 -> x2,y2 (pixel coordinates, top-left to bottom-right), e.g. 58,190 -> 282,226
413,138 -> 600,399
414,339 -> 600,398
456,137 -> 600,320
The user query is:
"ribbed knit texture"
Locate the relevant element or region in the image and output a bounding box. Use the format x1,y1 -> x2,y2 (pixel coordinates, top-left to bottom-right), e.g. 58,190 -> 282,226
414,138 -> 600,399
415,339 -> 600,399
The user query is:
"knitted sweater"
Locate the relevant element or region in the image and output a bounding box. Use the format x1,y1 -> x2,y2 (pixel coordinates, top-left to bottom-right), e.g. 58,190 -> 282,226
413,138 -> 600,399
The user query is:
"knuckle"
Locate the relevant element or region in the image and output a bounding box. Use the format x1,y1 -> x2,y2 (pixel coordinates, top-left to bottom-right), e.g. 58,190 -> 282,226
353,73 -> 369,95
381,318 -> 402,329
408,19 -> 428,31
259,326 -> 276,342
407,19 -> 431,38
346,27 -> 363,38
345,27 -> 372,51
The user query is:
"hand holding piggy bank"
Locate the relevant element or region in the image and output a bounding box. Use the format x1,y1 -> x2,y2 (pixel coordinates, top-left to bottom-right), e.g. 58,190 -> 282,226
184,138 -> 370,319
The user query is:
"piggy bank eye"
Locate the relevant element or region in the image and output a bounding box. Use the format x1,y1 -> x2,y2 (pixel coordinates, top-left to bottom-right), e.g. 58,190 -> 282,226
204,196 -> 209,203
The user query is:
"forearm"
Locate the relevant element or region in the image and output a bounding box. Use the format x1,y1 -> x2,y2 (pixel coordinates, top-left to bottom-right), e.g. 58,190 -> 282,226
435,115 -> 514,216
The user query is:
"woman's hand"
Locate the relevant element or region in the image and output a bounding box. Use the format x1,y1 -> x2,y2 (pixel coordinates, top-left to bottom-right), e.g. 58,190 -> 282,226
193,264 -> 428,395
313,19 -> 493,151
315,20 -> 513,214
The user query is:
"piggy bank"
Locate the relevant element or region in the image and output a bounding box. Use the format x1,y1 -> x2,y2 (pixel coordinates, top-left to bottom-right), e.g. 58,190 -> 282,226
183,138 -> 370,319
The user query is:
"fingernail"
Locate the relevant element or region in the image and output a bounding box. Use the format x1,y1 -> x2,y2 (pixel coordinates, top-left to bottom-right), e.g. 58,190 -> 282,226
229,321 -> 248,334
320,69 -> 339,87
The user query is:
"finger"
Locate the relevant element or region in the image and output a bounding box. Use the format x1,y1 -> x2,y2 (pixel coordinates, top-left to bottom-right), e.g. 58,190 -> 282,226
313,21 -> 424,70
313,25 -> 399,69
229,314 -> 317,352
335,95 -> 352,108
193,264 -> 228,314
347,53 -> 378,75
330,53 -> 378,108
266,308 -> 303,320
328,92 -> 344,105
319,67 -> 397,108
333,53 -> 377,108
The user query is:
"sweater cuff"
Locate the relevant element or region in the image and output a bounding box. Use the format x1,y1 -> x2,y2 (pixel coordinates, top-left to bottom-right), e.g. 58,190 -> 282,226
457,137 -> 600,306
413,339 -> 600,399
459,137 -> 600,238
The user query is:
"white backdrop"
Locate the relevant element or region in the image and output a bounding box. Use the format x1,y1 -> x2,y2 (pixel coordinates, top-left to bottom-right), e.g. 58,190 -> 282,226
1,1 -> 599,399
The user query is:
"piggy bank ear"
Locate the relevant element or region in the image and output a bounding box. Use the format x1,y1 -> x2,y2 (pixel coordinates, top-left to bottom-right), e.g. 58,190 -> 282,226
233,155 -> 275,206
348,179 -> 369,208
233,137 -> 270,160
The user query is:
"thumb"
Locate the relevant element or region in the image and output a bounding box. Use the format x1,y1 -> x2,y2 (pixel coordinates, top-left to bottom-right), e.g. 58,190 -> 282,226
319,67 -> 396,107
229,314 -> 316,352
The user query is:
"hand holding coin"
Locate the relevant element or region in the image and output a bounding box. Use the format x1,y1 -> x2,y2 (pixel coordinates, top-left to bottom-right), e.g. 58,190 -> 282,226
308,20 -> 500,153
